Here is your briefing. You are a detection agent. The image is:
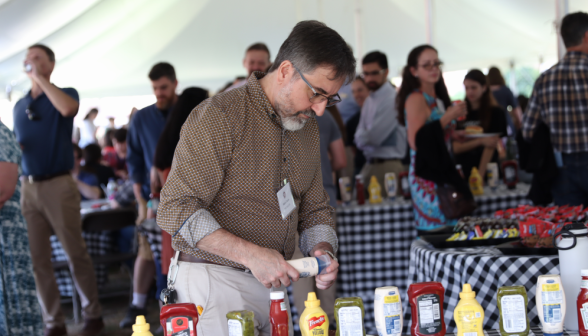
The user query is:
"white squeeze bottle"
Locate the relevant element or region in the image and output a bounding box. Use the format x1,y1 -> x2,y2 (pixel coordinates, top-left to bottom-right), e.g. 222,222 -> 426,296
374,286 -> 403,336
536,274 -> 566,336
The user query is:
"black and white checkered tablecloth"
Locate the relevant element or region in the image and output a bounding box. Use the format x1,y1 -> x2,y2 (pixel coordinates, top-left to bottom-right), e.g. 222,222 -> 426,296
138,219 -> 162,262
446,327 -> 577,336
51,232 -> 113,297
336,184 -> 531,335
406,240 -> 559,334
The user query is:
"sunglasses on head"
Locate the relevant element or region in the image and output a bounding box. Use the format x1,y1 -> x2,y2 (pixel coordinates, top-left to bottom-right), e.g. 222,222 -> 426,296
26,105 -> 41,121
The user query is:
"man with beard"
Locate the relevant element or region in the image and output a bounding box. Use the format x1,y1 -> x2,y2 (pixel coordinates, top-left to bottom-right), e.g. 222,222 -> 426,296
158,20 -> 355,335
354,51 -> 407,193
120,62 -> 178,328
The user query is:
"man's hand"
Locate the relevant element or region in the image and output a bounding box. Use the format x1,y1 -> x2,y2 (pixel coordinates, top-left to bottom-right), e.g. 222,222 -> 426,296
310,243 -> 338,290
246,246 -> 300,289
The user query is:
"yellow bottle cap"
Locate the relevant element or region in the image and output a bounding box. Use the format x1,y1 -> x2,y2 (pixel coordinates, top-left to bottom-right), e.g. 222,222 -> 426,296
460,283 -> 476,299
305,292 -> 321,308
370,176 -> 378,183
132,315 -> 151,333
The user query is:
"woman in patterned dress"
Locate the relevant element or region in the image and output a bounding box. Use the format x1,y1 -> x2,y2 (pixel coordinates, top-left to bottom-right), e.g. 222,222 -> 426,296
0,120 -> 43,335
396,45 -> 468,231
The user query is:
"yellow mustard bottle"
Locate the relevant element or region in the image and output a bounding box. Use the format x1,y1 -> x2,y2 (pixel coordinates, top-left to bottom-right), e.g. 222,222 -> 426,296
368,175 -> 383,204
132,315 -> 154,336
454,284 -> 485,336
469,167 -> 484,196
299,292 -> 329,336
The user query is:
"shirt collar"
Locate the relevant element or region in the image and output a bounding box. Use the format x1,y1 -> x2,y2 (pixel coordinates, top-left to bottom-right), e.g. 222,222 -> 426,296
370,81 -> 392,99
246,71 -> 281,125
564,50 -> 588,61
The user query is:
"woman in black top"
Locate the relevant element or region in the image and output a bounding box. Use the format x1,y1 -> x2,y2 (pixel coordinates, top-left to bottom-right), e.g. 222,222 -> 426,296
454,69 -> 507,180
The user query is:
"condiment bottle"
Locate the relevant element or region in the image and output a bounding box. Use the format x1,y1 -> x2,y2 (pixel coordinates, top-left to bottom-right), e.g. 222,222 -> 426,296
160,303 -> 199,336
501,160 -> 519,190
226,310 -> 255,336
355,175 -> 365,205
374,286 -> 403,336
270,291 -> 289,336
368,175 -> 383,204
384,173 -> 397,201
578,270 -> 588,336
454,284 -> 484,336
335,297 -> 366,336
132,316 -> 154,336
487,163 -> 499,192
408,282 -> 446,336
469,167 -> 484,196
299,292 -> 329,336
497,286 -> 530,336
536,275 -> 566,336
399,172 -> 411,199
286,255 -> 331,278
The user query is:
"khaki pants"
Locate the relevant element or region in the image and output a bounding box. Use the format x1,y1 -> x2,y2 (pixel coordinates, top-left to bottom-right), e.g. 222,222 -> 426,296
21,175 -> 101,327
175,261 -> 294,336
360,159 -> 405,196
291,235 -> 337,326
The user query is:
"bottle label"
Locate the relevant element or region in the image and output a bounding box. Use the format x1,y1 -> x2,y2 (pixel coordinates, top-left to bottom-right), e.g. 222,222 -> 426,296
580,303 -> 588,330
307,314 -> 327,331
280,302 -> 287,311
338,306 -> 363,334
582,280 -> 588,289
500,294 -> 527,333
541,283 -> 563,323
417,294 -> 442,335
228,319 -> 243,336
455,309 -> 483,335
166,316 -> 196,336
384,294 -> 402,335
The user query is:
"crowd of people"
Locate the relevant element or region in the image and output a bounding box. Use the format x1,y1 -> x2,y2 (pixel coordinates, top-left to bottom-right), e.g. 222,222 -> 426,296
0,10 -> 587,336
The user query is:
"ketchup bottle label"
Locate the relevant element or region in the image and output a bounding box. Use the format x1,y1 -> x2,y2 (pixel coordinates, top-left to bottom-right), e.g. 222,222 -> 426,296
166,315 -> 196,336
417,294 -> 443,335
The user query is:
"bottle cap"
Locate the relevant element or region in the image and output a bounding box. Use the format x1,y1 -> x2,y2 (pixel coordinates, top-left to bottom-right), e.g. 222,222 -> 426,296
459,283 -> 476,299
132,315 -> 150,332
316,255 -> 332,276
582,269 -> 588,277
305,292 -> 321,308
270,291 -> 285,300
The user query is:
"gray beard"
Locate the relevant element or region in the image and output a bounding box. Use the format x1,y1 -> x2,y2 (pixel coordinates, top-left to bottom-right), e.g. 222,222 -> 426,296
275,84 -> 315,131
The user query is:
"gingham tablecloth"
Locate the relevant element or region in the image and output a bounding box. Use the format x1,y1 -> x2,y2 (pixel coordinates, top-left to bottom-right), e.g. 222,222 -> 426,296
138,218 -> 162,262
51,232 -> 113,297
405,239 -> 559,333
335,183 -> 531,335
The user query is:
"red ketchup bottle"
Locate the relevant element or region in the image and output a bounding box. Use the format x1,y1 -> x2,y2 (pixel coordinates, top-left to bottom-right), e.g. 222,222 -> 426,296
399,172 -> 411,200
501,160 -> 519,190
578,270 -> 588,336
408,282 -> 446,336
160,303 -> 199,336
270,291 -> 289,336
355,175 -> 365,205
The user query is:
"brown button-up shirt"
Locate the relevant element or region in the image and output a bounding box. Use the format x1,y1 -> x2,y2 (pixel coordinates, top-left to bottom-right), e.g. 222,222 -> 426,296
157,72 -> 337,269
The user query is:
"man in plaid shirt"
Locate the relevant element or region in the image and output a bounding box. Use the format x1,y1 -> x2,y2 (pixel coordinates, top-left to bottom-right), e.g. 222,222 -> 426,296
522,12 -> 588,206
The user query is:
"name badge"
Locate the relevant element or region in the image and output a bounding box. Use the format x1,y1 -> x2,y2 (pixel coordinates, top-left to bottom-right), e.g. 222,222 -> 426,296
277,182 -> 296,219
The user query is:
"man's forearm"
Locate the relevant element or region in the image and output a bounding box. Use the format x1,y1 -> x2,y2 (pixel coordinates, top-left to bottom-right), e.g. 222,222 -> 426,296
35,77 -> 79,117
195,228 -> 260,267
133,183 -> 146,204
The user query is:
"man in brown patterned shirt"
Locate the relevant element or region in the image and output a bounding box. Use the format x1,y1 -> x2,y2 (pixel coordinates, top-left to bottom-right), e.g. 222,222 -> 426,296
158,21 -> 355,334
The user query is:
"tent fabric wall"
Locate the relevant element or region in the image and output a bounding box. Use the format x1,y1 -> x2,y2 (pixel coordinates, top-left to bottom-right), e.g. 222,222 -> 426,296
1,0 -> 587,98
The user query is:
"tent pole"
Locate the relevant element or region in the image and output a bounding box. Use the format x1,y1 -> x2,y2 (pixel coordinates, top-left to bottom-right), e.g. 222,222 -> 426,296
354,0 -> 364,64
425,0 -> 434,45
555,0 -> 569,60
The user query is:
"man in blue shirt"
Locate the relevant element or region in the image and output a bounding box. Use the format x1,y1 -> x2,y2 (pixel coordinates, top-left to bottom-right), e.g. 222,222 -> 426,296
13,44 -> 103,336
120,62 -> 177,328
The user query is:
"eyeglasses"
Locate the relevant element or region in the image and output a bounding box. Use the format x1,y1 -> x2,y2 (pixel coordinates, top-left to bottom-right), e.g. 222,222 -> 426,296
419,61 -> 443,71
26,105 -> 40,121
293,65 -> 342,107
361,69 -> 387,78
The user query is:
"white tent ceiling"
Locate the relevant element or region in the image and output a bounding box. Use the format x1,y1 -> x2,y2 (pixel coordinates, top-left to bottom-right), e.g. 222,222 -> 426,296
1,0 -> 587,98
